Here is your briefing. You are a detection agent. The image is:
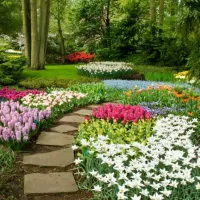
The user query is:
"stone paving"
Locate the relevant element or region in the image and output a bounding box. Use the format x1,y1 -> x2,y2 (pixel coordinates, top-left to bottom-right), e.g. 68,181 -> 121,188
23,107 -> 95,195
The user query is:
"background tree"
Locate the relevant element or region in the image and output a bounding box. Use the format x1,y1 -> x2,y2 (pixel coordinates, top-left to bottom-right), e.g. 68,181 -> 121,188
0,0 -> 22,35
50,0 -> 69,64
22,0 -> 51,69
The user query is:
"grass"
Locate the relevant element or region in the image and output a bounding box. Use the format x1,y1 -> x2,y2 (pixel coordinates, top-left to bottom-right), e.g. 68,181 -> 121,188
132,64 -> 176,82
145,72 -> 176,82
22,64 -> 177,82
22,64 -> 80,79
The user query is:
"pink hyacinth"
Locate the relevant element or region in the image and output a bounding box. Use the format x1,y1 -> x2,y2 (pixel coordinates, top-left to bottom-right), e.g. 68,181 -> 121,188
0,101 -> 51,142
92,103 -> 152,124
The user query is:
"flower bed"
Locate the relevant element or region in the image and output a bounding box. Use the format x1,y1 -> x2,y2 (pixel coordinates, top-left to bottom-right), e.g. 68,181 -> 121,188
0,101 -> 51,150
77,62 -> 133,79
103,80 -> 200,91
121,86 -> 200,117
92,104 -> 152,124
74,115 -> 200,200
0,87 -> 44,100
21,90 -> 87,110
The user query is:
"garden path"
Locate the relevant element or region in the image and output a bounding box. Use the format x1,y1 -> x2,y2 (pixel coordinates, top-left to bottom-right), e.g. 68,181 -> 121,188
22,105 -> 99,196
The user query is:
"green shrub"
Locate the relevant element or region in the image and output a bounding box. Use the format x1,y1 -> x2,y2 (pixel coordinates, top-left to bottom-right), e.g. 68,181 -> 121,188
19,77 -> 100,89
0,53 -> 25,85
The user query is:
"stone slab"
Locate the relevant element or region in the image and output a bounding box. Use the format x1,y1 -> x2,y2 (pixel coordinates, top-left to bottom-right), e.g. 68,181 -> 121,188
24,172 -> 78,194
59,115 -> 84,123
74,109 -> 93,116
23,148 -> 74,167
50,124 -> 78,133
37,132 -> 74,146
87,105 -> 100,109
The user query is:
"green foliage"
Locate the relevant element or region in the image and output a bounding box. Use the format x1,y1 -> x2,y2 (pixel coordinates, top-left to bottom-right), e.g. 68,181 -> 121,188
0,0 -> 22,34
19,77 -> 100,89
68,83 -> 108,103
0,53 -> 25,85
0,147 -> 15,173
145,72 -> 175,82
76,118 -> 155,145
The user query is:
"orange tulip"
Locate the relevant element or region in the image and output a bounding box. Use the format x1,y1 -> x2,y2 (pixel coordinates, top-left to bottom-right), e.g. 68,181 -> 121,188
188,112 -> 193,116
181,99 -> 189,103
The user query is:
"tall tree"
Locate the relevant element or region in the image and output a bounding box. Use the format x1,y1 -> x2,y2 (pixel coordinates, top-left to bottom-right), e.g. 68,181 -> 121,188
22,0 -> 31,66
51,0 -> 68,64
149,0 -> 156,23
22,0 -> 51,70
158,0 -> 164,26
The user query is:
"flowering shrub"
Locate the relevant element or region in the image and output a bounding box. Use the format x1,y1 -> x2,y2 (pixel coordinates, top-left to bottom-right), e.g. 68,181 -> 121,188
77,62 -> 133,79
74,115 -> 200,200
0,101 -> 51,149
92,104 -> 152,124
21,90 -> 87,110
0,87 -> 44,101
63,52 -> 95,63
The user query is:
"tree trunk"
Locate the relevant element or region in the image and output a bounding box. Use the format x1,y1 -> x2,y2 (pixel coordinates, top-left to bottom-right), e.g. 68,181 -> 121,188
30,0 -> 39,69
106,0 -> 111,50
58,18 -> 65,64
22,0 -> 31,67
159,0 -> 164,26
38,0 -> 51,69
170,0 -> 178,31
149,0 -> 156,23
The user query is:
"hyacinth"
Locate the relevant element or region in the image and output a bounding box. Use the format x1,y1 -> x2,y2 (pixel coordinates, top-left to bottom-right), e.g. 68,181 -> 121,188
92,104 -> 152,124
0,101 -> 51,142
21,90 -> 87,109
0,86 -> 44,100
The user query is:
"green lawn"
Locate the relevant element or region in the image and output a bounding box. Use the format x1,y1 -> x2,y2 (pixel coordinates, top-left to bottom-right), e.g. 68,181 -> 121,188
22,64 -> 80,79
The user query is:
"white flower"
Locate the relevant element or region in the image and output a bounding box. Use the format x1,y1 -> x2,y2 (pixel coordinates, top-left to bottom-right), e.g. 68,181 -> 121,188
196,183 -> 200,190
92,185 -> 102,192
160,188 -> 172,197
150,193 -> 164,200
140,189 -> 149,196
131,194 -> 141,200
71,145 -> 79,150
74,158 -> 82,165
117,192 -> 128,200
118,185 -> 129,193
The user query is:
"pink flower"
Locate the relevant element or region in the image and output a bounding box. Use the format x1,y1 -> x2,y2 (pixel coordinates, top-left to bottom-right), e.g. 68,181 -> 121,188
92,104 -> 152,124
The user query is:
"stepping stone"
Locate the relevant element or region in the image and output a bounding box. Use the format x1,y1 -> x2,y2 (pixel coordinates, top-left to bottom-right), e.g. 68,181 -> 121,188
74,109 -> 93,116
24,172 -> 78,194
50,124 -> 77,133
23,148 -> 74,167
37,132 -> 73,146
59,115 -> 84,123
87,105 -> 100,109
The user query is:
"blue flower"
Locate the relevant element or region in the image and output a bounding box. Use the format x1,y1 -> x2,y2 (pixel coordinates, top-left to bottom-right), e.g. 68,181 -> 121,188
103,80 -> 200,92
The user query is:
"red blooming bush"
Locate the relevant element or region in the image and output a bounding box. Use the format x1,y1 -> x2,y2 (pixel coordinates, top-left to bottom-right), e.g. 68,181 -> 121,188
65,52 -> 95,63
0,87 -> 44,101
92,103 -> 152,124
